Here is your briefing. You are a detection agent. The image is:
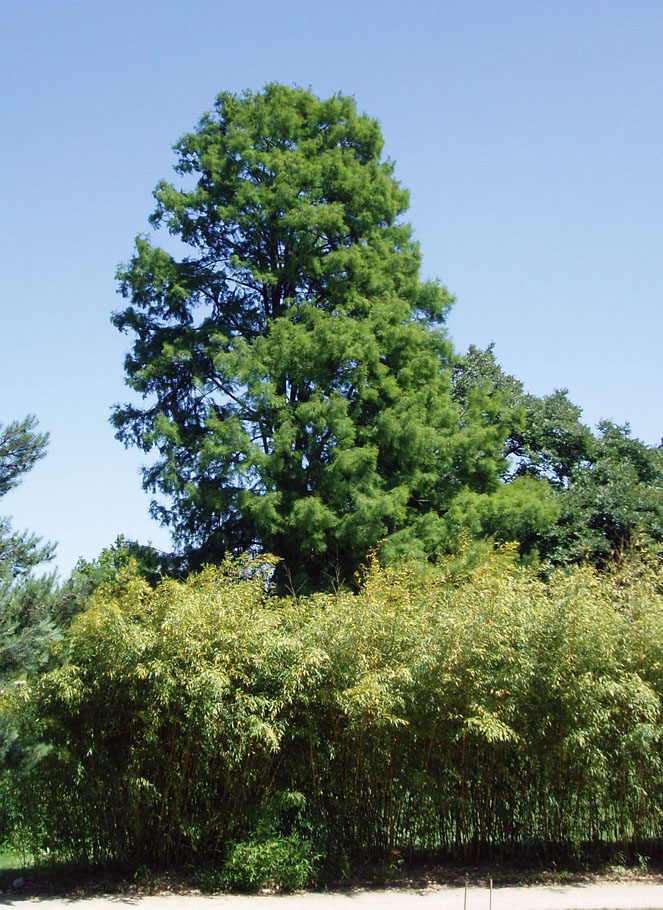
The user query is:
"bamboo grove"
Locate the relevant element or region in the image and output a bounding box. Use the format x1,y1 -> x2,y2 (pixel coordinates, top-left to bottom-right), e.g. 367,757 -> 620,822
5,547 -> 663,882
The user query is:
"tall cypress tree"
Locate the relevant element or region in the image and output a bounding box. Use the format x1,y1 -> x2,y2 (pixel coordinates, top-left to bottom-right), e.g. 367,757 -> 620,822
113,85 -> 507,588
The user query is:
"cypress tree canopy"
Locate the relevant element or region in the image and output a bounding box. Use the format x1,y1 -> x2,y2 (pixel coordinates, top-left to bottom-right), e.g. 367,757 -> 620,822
112,84 -> 508,588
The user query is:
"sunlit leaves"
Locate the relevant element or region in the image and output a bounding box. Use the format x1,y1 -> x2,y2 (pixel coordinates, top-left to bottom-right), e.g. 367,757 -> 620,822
10,550 -> 663,866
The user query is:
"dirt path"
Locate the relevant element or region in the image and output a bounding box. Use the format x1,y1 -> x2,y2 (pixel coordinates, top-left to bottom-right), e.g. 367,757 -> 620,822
3,883 -> 663,910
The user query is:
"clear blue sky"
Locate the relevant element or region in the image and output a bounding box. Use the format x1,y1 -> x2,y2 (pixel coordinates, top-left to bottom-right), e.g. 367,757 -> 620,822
2,0 -> 662,578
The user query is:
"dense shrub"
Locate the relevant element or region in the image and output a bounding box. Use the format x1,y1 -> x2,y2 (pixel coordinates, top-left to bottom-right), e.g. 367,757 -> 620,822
5,549 -> 663,874
220,834 -> 316,892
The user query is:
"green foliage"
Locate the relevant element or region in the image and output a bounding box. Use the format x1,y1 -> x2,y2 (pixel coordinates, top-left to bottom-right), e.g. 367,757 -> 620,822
449,347 -> 561,559
451,346 -> 594,489
0,415 -> 57,685
452,346 -> 663,566
9,550 -> 663,873
0,416 -> 49,499
112,84 -> 512,589
0,573 -> 59,682
221,834 -> 315,892
0,417 -> 54,586
551,422 -> 663,565
51,535 -> 181,626
508,389 -> 594,487
442,475 -> 561,560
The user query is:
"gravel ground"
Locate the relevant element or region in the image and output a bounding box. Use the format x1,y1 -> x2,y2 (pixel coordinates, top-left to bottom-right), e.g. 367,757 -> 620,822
3,883 -> 663,910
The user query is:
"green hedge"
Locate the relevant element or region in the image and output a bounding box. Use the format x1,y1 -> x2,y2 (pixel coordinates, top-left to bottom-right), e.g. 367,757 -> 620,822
5,549 -> 663,876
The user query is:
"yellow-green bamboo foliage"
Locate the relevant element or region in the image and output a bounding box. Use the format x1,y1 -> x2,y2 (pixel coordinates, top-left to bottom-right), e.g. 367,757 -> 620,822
7,550 -> 663,868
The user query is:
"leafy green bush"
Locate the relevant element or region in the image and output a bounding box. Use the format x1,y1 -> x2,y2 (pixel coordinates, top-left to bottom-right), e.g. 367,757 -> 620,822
221,834 -> 315,892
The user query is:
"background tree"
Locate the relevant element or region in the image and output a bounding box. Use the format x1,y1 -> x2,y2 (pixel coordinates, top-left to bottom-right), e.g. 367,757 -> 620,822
0,416 -> 49,498
452,346 -> 663,566
0,416 -> 53,583
449,346 -> 562,560
0,416 -> 56,681
507,389 -> 594,488
549,421 -> 663,566
113,85 -> 508,588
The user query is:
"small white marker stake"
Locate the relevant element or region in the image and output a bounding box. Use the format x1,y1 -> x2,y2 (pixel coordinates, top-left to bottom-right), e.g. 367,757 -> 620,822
489,878 -> 493,910
464,879 -> 467,910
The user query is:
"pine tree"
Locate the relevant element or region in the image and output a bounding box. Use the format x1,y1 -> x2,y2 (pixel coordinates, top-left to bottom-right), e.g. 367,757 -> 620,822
0,416 -> 56,682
